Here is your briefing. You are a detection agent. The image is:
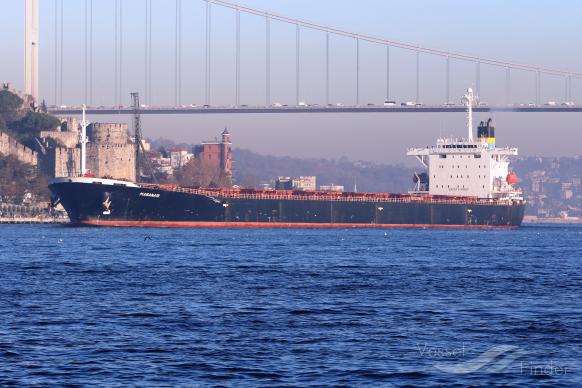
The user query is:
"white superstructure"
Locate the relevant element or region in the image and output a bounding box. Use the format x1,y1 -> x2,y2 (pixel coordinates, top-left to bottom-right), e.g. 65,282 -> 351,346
407,89 -> 522,201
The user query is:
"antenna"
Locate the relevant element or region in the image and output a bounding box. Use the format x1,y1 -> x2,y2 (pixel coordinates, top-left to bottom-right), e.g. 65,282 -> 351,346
462,88 -> 474,142
131,92 -> 143,182
80,104 -> 89,176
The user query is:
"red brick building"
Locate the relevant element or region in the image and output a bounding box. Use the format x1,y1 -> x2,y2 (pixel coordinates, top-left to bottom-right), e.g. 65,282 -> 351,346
192,128 -> 232,180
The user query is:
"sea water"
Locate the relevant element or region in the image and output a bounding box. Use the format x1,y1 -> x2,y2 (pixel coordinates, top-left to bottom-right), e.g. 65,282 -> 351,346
0,225 -> 580,386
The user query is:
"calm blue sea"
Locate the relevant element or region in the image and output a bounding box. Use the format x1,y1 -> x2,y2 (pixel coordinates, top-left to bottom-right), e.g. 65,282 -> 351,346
0,224 -> 581,387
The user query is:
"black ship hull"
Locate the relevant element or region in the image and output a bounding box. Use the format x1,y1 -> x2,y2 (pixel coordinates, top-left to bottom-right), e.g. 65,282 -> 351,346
49,178 -> 525,228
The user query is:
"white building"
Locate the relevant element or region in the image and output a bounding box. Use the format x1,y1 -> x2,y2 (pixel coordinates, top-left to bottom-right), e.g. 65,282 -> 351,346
407,89 -> 522,201
292,176 -> 317,191
153,157 -> 173,175
170,149 -> 193,169
320,184 -> 344,192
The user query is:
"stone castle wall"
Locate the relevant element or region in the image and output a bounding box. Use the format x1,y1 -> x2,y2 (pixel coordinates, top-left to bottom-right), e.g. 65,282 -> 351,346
49,144 -> 135,181
59,117 -> 79,133
37,121 -> 136,181
87,143 -> 136,181
0,131 -> 38,166
40,117 -> 80,148
88,123 -> 130,144
40,130 -> 79,148
86,123 -> 135,181
53,147 -> 81,178
0,117 -> 136,181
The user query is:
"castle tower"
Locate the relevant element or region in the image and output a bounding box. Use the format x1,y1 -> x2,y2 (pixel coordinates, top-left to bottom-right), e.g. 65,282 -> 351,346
220,128 -> 232,178
221,127 -> 231,144
24,0 -> 39,102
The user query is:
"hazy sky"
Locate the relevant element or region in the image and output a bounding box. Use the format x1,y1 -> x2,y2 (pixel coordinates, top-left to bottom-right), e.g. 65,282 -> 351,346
1,0 -> 581,163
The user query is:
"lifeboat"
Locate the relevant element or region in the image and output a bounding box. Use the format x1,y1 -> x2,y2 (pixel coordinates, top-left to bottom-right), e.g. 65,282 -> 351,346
506,171 -> 519,185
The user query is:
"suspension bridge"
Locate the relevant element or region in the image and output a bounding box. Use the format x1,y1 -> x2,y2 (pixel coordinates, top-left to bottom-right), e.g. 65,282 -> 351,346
19,0 -> 582,115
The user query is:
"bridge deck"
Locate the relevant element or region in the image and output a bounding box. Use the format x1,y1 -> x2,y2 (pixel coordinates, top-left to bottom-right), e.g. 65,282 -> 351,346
49,105 -> 582,115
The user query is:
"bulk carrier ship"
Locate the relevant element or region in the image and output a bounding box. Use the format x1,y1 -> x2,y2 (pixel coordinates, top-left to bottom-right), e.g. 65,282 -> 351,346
49,89 -> 525,228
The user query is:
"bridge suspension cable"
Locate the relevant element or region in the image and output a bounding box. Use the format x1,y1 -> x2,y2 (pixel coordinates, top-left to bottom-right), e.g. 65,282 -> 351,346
207,0 -> 582,79
266,15 -> 270,106
114,0 -> 118,107
41,0 -> 580,108
386,46 -> 390,101
175,0 -> 182,106
296,24 -> 300,105
144,0 -> 152,105
89,0 -> 93,105
205,1 -> 212,105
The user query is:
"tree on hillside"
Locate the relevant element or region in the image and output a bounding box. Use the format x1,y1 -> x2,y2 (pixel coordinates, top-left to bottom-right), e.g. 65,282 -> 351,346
176,158 -> 231,188
158,146 -> 169,158
15,111 -> 61,132
0,90 -> 25,124
0,155 -> 49,203
9,111 -> 61,148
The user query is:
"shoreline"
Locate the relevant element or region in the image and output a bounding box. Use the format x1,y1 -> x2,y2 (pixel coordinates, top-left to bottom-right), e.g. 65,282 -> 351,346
523,216 -> 582,224
0,217 -> 68,224
2,218 -> 580,226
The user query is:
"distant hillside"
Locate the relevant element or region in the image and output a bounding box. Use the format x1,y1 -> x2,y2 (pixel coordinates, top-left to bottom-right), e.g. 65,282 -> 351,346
0,155 -> 48,202
512,156 -> 582,217
147,138 -> 416,192
0,89 -> 58,203
149,137 -> 582,218
0,89 -> 60,148
232,149 -> 415,193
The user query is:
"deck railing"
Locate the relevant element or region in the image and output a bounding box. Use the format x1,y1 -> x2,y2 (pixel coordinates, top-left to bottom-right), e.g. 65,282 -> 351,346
138,183 -> 519,206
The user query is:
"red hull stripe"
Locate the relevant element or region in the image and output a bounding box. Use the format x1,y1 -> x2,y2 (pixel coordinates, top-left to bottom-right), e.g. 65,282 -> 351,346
78,220 -> 517,229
